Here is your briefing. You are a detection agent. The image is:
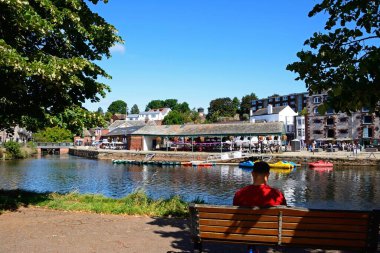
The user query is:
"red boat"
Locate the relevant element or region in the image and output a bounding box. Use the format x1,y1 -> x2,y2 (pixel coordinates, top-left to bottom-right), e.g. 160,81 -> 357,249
310,167 -> 333,172
308,160 -> 333,167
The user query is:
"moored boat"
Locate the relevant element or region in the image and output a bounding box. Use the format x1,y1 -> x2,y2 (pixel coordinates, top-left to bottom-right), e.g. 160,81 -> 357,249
238,160 -> 255,168
308,160 -> 333,167
269,161 -> 294,169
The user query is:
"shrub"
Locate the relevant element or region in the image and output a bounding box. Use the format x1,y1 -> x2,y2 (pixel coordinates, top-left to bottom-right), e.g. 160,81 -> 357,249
4,141 -> 24,159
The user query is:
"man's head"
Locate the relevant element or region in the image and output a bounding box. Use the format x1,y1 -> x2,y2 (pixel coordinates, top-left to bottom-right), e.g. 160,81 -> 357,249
251,161 -> 270,185
252,161 -> 270,174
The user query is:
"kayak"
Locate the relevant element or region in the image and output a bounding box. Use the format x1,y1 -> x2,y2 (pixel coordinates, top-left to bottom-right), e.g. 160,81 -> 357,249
282,160 -> 297,167
308,160 -> 333,167
269,161 -> 294,169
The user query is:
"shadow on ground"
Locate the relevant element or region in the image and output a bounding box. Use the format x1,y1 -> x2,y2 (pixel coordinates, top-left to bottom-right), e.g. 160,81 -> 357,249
0,189 -> 51,212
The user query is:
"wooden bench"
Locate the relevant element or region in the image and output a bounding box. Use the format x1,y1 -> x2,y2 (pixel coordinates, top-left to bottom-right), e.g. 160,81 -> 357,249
189,204 -> 380,253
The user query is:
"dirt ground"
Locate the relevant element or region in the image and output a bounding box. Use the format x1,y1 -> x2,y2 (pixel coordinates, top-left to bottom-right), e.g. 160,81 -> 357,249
0,207 -> 376,253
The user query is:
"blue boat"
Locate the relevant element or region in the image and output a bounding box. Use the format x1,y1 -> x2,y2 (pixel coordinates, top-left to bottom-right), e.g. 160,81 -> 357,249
239,160 -> 255,168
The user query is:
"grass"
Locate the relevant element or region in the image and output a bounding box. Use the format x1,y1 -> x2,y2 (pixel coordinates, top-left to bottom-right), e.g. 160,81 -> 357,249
0,189 -> 205,217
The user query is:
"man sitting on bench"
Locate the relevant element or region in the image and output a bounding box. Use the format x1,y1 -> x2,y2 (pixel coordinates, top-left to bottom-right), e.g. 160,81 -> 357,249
233,161 -> 287,252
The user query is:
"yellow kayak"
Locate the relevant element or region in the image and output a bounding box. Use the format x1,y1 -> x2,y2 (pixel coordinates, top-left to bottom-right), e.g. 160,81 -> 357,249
269,161 -> 294,169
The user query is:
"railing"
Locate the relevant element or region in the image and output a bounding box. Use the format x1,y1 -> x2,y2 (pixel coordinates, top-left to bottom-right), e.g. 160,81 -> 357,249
36,142 -> 74,147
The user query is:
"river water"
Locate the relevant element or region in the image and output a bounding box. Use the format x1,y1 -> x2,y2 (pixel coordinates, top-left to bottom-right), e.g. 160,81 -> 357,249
0,155 -> 379,210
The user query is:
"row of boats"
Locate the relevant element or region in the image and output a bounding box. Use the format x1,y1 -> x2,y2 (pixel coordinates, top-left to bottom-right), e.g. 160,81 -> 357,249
239,160 -> 334,169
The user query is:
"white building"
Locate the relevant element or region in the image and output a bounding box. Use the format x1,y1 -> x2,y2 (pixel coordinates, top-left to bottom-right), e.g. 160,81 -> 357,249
250,105 -> 298,139
126,108 -> 171,121
295,116 -> 306,142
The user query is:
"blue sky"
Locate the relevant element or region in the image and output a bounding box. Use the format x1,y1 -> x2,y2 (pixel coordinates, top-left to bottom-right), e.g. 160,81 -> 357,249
85,0 -> 326,113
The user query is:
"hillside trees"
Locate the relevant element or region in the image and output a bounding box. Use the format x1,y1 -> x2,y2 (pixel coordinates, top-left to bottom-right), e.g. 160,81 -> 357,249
130,104 -> 140,114
107,100 -> 127,115
207,97 -> 239,122
287,0 -> 380,114
0,0 -> 122,131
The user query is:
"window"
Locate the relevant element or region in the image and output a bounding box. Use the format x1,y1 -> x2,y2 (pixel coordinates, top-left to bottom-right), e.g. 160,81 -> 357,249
252,101 -> 257,105
258,106 -> 262,109
362,107 -> 369,112
326,118 -> 334,125
287,125 -> 292,132
363,127 -> 373,138
327,129 -> 335,138
363,115 -> 372,124
275,97 -> 281,102
268,98 -> 273,102
290,101 -> 295,105
326,108 -> 334,114
298,129 -> 302,137
313,97 -> 321,104
283,102 -> 288,106
339,117 -> 348,123
282,96 -> 288,101
290,95 -> 295,99
313,130 -> 322,134
339,129 -> 348,134
275,103 -> 280,107
297,118 -> 302,125
313,119 -> 322,124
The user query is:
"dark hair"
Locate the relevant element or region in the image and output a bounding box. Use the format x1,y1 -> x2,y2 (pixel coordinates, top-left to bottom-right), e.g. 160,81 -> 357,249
252,161 -> 270,174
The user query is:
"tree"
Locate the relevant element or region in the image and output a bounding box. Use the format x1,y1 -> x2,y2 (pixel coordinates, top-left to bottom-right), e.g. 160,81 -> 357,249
162,110 -> 187,125
287,0 -> 380,114
240,93 -> 258,116
207,97 -> 237,122
107,100 -> 127,115
33,127 -> 73,143
0,0 -> 122,131
97,107 -> 104,115
145,100 -> 165,111
173,102 -> 190,113
130,104 -> 140,114
46,106 -> 107,135
232,97 -> 240,113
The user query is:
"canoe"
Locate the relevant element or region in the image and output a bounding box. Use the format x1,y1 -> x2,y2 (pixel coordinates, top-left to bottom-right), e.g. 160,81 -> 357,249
308,160 -> 333,167
269,161 -> 294,169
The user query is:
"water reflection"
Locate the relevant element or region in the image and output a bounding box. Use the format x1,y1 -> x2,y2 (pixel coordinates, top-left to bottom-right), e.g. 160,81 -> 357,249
0,155 -> 379,210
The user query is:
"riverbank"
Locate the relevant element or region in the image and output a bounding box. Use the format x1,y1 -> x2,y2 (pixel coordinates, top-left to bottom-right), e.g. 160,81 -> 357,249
69,147 -> 380,166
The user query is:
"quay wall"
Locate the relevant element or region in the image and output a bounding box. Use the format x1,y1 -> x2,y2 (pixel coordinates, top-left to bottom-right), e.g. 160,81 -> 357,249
69,148 -> 380,166
69,148 -> 210,162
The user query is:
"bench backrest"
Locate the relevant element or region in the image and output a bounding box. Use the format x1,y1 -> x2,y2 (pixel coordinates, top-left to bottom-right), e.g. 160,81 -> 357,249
189,204 -> 380,252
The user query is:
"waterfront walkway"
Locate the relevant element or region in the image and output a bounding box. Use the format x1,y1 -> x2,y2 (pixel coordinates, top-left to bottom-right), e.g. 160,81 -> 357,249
0,207 -> 376,253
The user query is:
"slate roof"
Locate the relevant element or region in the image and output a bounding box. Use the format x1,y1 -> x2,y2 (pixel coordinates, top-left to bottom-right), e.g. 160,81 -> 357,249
251,106 -> 287,116
132,122 -> 285,137
105,126 -> 145,136
108,120 -> 147,130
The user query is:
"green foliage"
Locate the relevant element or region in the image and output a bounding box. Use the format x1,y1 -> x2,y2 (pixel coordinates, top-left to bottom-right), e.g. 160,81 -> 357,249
107,100 -> 127,115
4,141 -> 23,159
130,104 -> 140,114
240,93 -> 258,116
33,127 -> 73,143
97,107 -> 104,115
46,106 -> 106,135
0,0 -> 122,131
287,0 -> 380,113
162,110 -> 187,125
0,189 -> 189,217
145,99 -> 190,113
207,97 -> 238,122
300,108 -> 308,116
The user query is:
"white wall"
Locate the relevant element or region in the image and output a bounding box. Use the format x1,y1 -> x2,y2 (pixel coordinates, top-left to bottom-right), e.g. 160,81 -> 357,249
143,136 -> 155,151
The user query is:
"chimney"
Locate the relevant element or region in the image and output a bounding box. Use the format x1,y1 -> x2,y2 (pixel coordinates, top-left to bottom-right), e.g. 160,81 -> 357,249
267,104 -> 273,114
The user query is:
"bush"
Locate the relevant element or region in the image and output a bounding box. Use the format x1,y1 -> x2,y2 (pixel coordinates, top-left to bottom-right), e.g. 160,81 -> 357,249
4,141 -> 24,159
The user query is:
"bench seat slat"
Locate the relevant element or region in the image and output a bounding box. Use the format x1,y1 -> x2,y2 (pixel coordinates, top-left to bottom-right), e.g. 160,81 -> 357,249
281,236 -> 366,248
199,219 -> 278,229
282,216 -> 369,226
197,207 -> 280,215
199,212 -> 278,222
282,209 -> 370,219
199,225 -> 278,236
282,222 -> 368,232
200,232 -> 278,243
282,229 -> 367,240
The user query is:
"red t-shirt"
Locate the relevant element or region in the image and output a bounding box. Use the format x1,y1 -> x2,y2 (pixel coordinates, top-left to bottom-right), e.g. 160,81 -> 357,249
233,184 -> 286,207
